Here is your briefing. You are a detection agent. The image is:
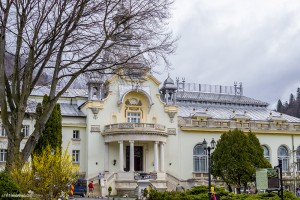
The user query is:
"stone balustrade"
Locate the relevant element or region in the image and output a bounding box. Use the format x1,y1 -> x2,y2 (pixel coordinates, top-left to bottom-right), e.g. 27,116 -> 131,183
182,118 -> 300,132
103,123 -> 167,135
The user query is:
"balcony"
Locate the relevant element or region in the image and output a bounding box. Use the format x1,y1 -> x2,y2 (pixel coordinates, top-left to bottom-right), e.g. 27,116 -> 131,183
102,123 -> 167,135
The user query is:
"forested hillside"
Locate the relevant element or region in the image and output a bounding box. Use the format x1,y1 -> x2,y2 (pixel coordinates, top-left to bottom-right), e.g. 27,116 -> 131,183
276,88 -> 300,118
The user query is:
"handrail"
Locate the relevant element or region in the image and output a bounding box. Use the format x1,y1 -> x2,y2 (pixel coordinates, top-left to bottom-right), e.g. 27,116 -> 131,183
104,123 -> 166,131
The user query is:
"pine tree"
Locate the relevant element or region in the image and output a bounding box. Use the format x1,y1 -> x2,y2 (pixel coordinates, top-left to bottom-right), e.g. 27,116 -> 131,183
33,95 -> 62,155
289,93 -> 295,105
276,100 -> 283,112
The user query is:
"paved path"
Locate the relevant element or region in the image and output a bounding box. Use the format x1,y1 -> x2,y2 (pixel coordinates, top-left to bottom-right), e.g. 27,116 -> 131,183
70,197 -> 107,200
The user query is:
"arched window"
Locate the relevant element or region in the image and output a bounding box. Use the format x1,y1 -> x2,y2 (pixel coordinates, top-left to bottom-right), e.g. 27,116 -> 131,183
296,146 -> 300,171
193,144 -> 207,172
278,146 -> 289,171
262,145 -> 270,162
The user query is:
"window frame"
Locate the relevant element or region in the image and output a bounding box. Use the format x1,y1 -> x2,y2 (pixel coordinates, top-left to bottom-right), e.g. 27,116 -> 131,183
127,112 -> 141,123
193,144 -> 207,173
0,149 -> 7,162
0,126 -> 7,137
262,145 -> 271,162
296,146 -> 300,171
73,130 -> 80,139
72,150 -> 80,164
277,145 -> 289,172
22,125 -> 30,138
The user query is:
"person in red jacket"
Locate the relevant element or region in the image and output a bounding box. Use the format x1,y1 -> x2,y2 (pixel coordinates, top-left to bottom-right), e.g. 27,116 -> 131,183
88,181 -> 94,197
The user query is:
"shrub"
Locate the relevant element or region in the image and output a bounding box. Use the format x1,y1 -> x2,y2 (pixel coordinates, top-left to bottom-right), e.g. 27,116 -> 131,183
108,186 -> 112,196
0,171 -> 20,198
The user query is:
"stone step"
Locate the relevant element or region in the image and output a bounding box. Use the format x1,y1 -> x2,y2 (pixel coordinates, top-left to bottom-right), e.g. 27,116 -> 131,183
87,183 -> 102,198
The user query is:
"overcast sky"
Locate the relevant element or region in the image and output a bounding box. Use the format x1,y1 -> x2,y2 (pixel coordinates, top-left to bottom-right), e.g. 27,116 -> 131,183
156,0 -> 300,109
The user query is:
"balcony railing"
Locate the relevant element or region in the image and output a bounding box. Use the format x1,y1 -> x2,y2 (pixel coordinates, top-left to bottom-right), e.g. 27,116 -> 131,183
103,123 -> 166,135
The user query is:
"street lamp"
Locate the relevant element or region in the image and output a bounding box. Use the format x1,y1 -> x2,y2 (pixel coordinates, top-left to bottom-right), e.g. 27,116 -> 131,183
203,138 -> 216,200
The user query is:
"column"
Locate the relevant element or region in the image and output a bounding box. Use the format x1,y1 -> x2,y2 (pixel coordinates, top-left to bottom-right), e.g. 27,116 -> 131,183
118,141 -> 124,171
104,143 -> 109,172
154,141 -> 159,172
159,142 -> 165,172
130,140 -> 135,172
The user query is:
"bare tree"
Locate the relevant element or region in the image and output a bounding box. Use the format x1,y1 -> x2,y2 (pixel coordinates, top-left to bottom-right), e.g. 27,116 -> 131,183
0,0 -> 175,171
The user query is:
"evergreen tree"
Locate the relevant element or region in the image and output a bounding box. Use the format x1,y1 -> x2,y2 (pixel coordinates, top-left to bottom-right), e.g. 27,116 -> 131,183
276,100 -> 283,112
289,93 -> 295,105
297,88 -> 300,101
277,88 -> 300,118
33,95 -> 62,155
211,129 -> 271,194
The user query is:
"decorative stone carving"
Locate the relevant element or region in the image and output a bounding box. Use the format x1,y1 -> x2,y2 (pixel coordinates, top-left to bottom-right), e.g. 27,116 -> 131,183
167,112 -> 176,123
91,125 -> 101,133
91,107 -> 100,119
164,105 -> 178,123
167,128 -> 176,135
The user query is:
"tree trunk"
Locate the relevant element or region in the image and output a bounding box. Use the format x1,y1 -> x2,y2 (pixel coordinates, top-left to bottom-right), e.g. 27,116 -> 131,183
243,182 -> 248,193
227,184 -> 233,192
6,133 -> 22,171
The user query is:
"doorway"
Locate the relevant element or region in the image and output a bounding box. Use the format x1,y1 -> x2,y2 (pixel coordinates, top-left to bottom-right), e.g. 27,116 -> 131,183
125,146 -> 143,172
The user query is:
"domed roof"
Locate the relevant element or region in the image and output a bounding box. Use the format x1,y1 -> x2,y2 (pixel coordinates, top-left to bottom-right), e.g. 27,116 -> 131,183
163,76 -> 175,86
161,74 -> 177,90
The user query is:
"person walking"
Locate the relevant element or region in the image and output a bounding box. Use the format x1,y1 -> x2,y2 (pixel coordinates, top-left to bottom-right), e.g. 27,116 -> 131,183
88,181 -> 94,197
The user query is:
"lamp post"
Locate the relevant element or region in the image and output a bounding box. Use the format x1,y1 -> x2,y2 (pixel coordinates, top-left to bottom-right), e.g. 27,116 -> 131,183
203,138 -> 216,200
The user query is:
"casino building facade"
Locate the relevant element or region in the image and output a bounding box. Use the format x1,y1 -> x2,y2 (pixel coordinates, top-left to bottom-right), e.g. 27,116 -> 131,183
1,71 -> 300,196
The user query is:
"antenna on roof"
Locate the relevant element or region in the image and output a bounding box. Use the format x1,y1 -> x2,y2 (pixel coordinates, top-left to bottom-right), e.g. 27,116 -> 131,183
182,78 -> 185,92
234,82 -> 237,95
239,82 -> 243,96
176,77 -> 179,89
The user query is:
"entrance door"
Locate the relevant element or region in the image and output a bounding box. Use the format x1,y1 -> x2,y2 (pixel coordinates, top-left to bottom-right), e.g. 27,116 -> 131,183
125,146 -> 143,172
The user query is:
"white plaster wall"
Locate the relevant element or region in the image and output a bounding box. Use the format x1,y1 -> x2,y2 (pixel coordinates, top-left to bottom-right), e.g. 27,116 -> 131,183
79,76 -> 179,179
256,134 -> 300,167
62,124 -> 87,174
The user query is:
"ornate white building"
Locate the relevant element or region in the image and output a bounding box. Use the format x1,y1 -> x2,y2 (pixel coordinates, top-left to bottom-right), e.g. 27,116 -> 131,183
1,70 -> 300,195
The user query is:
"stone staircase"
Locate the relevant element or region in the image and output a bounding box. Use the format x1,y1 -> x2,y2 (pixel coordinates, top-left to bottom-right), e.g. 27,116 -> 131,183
87,182 -> 102,198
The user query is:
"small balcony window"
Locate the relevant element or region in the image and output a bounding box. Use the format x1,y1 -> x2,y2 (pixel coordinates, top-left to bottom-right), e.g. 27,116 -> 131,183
127,112 -> 141,123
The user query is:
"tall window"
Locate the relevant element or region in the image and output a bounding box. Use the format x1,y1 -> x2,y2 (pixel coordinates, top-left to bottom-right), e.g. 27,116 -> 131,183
1,126 -> 7,137
73,130 -> 80,139
72,150 -> 80,163
0,149 -> 7,162
278,145 -> 289,171
22,125 -> 30,137
193,144 -> 207,172
262,145 -> 270,162
296,146 -> 300,171
127,112 -> 141,123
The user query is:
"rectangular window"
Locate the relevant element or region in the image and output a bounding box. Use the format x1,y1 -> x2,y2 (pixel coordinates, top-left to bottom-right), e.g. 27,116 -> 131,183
72,150 -> 80,163
0,149 -> 7,162
127,112 -> 141,123
194,156 -> 207,172
22,125 -> 30,137
73,130 -> 80,139
282,158 -> 289,172
1,126 -> 7,137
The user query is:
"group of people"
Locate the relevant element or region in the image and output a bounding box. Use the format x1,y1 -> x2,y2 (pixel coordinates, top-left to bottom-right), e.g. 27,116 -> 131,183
87,172 -> 104,198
